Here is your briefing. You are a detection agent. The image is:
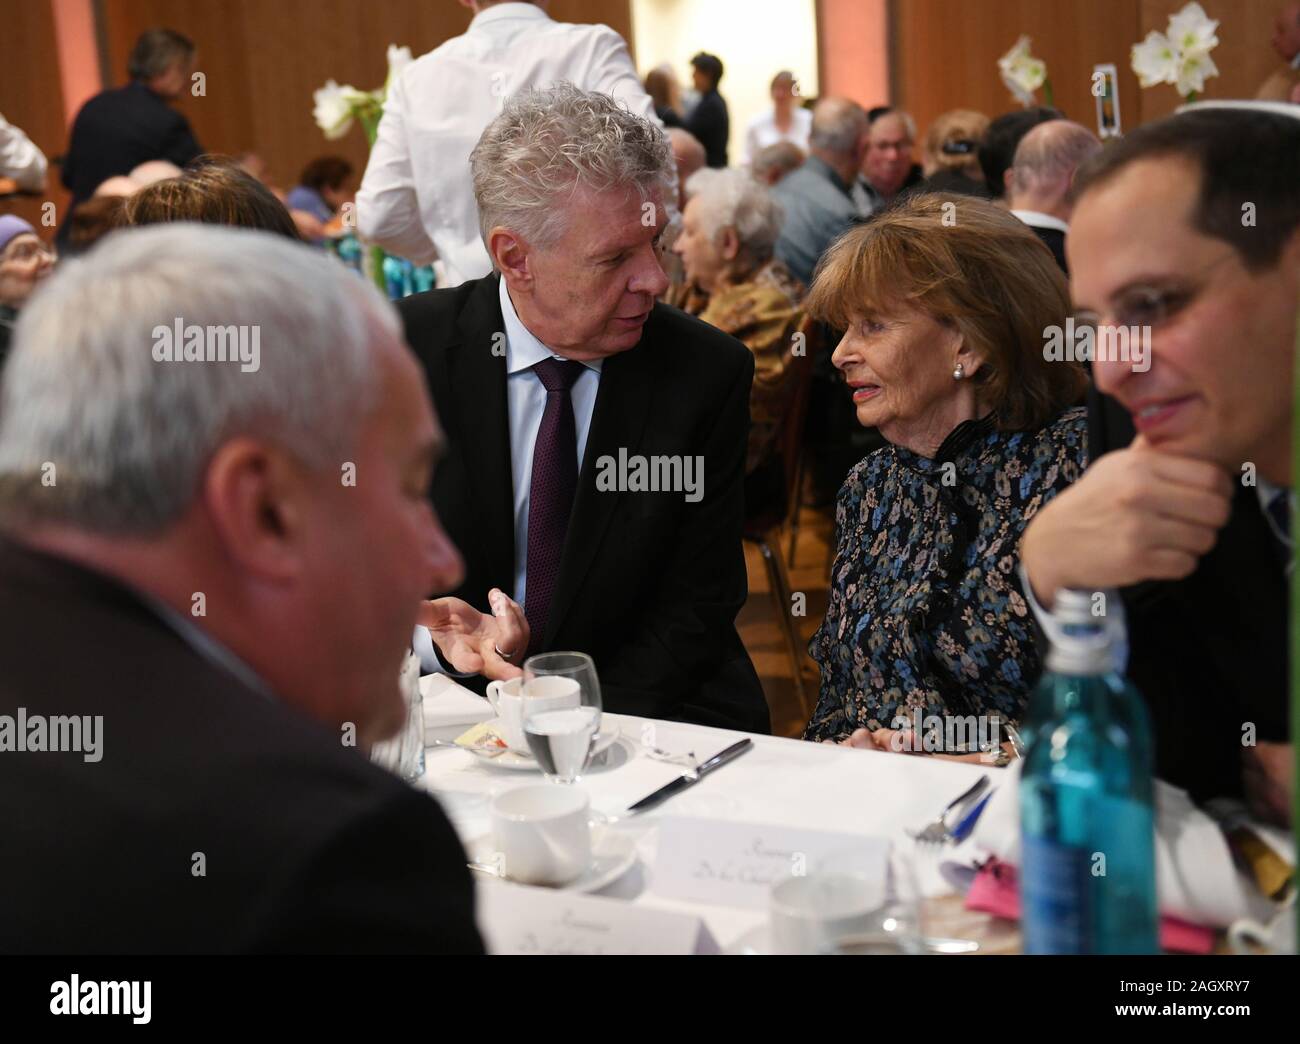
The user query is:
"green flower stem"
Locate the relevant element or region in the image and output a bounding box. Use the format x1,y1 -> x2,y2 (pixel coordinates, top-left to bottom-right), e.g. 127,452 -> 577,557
1043,78 -> 1055,108
358,107 -> 387,294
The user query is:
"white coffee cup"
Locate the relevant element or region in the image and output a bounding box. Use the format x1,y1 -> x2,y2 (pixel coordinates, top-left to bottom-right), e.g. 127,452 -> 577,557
486,675 -> 580,753
769,872 -> 888,955
489,784 -> 592,886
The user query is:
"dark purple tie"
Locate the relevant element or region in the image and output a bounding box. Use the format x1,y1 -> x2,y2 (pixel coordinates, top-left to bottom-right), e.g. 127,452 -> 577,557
524,358 -> 585,653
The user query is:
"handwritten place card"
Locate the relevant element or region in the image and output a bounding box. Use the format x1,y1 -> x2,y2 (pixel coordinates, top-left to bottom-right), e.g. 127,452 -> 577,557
478,881 -> 720,955
652,816 -> 889,910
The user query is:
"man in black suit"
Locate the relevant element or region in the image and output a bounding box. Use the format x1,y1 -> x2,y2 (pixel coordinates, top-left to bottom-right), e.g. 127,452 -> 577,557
402,84 -> 769,733
59,28 -> 203,244
1021,108 -> 1299,822
0,225 -> 482,953
1005,119 -> 1101,276
685,53 -> 730,168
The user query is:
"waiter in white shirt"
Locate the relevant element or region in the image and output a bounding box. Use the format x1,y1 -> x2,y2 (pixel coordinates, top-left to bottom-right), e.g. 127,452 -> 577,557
742,71 -> 812,167
357,0 -> 658,288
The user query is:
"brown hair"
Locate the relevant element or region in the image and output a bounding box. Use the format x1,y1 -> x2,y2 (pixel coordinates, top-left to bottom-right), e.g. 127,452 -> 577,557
120,156 -> 301,240
923,109 -> 989,178
806,194 -> 1086,433
299,155 -> 354,193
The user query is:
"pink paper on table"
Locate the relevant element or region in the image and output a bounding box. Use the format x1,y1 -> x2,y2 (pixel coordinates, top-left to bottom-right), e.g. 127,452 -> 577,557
964,858 -> 1215,954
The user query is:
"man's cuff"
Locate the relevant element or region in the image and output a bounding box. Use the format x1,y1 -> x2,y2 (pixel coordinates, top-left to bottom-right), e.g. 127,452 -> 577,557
412,625 -> 474,678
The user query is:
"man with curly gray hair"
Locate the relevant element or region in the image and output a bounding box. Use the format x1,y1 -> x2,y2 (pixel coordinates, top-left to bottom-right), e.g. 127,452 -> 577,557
400,84 -> 769,733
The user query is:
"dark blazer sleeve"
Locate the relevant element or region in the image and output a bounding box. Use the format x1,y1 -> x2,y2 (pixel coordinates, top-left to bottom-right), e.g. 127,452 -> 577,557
160,113 -> 203,168
599,344 -> 769,733
251,788 -> 483,954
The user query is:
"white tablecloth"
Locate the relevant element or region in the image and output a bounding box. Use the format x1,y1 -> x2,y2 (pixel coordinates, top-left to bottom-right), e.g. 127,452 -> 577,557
419,687 -> 994,950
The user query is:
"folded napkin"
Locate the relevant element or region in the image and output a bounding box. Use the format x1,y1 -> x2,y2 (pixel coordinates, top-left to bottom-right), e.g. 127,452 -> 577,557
946,760 -> 1287,930
420,673 -> 494,740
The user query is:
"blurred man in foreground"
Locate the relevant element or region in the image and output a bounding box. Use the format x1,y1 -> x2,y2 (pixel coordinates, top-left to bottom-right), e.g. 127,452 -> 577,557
0,225 -> 483,952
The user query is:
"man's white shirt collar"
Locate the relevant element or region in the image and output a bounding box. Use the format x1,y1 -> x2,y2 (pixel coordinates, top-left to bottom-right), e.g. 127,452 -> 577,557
498,275 -> 602,377
470,2 -> 552,31
1011,209 -> 1070,234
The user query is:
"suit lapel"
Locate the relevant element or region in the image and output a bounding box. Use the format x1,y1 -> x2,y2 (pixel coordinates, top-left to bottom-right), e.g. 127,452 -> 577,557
541,323 -> 657,647
448,276 -> 515,590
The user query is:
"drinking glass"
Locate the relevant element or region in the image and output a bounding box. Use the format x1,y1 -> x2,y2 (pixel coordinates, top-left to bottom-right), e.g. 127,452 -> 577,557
520,651 -> 602,784
369,649 -> 425,783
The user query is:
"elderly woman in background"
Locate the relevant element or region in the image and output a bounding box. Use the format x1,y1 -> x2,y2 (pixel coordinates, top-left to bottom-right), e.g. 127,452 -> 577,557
672,167 -> 805,505
0,216 -> 56,368
803,195 -> 1087,755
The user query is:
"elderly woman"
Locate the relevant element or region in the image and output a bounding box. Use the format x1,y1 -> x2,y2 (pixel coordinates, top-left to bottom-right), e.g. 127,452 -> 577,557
672,168 -> 804,494
803,195 -> 1087,754
0,216 -> 56,368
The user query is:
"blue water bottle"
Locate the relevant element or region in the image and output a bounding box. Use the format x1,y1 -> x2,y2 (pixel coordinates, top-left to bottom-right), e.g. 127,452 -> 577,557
1019,589 -> 1158,953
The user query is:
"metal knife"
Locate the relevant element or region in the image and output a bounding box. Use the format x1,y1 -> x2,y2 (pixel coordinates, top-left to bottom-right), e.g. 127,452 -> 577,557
626,738 -> 753,814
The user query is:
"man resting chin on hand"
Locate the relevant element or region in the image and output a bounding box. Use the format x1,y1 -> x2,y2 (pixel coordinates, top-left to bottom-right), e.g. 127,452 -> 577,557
1018,107 -> 1299,825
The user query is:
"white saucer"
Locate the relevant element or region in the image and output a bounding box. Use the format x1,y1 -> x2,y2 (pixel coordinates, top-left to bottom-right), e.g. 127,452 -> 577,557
466,721 -> 620,771
467,827 -> 638,893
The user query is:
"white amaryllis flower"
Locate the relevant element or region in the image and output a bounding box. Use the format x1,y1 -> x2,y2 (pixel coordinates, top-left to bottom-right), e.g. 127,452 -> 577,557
313,79 -> 365,139
1175,48 -> 1220,97
998,35 -> 1048,106
1166,1 -> 1219,56
1131,30 -> 1179,88
1131,3 -> 1220,98
385,44 -> 413,91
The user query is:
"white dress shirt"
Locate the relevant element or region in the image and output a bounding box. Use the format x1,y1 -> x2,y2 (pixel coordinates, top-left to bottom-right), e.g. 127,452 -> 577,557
357,2 -> 657,287
0,111 -> 48,192
415,277 -> 601,671
1010,209 -> 1070,234
742,106 -> 812,165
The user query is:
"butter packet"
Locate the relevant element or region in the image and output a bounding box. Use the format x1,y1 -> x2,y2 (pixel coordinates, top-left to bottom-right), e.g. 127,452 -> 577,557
454,720 -> 510,757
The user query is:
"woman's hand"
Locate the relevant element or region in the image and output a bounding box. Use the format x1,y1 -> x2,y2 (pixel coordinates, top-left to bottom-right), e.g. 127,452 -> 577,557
838,727 -> 1014,764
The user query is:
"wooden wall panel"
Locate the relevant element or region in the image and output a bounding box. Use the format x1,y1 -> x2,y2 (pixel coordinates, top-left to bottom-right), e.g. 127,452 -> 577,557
96,0 -> 632,193
0,0 -> 66,238
892,0 -> 1142,143
892,0 -> 1289,147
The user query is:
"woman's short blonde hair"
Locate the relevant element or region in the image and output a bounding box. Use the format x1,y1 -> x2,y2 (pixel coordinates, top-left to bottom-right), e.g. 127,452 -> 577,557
806,194 -> 1086,433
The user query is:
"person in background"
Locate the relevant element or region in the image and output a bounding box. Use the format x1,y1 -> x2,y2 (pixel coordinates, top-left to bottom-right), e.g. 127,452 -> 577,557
286,156 -> 356,241
1257,2 -> 1300,100
0,113 -> 48,192
854,107 -> 924,215
59,28 -> 202,245
671,167 -> 804,510
684,52 -> 730,168
1019,108 -> 1299,821
666,128 -> 707,207
0,224 -> 482,953
358,0 -> 657,288
978,106 -> 1062,201
645,64 -> 684,127
0,217 -> 55,369
921,109 -> 991,198
1005,119 -> 1102,274
120,157 -> 302,240
752,140 -> 805,187
771,97 -> 867,289
63,196 -> 127,257
660,128 -> 708,307
743,71 -> 812,166
803,195 -> 1088,750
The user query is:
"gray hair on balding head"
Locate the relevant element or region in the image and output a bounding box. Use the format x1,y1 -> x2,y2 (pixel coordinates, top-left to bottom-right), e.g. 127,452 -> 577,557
470,82 -> 674,252
0,224 -> 391,535
809,98 -> 868,157
684,168 -> 784,263
1012,119 -> 1102,194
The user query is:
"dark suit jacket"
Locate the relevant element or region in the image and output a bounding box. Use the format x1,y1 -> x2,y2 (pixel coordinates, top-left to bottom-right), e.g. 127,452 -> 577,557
399,275 -> 770,734
685,90 -> 730,168
1086,393 -> 1288,804
59,82 -> 202,241
1030,224 -> 1068,275
0,540 -> 482,954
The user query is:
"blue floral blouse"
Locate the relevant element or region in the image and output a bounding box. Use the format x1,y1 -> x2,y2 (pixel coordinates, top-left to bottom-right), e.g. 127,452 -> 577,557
804,408 -> 1088,742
